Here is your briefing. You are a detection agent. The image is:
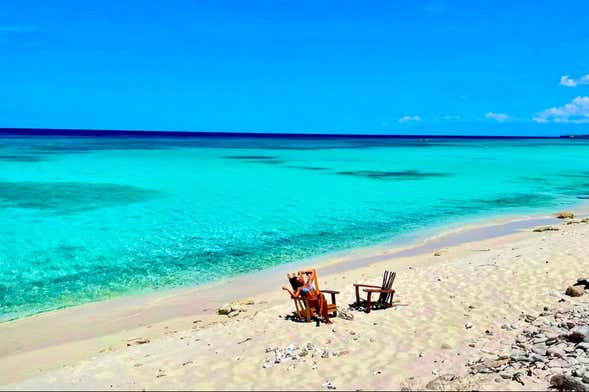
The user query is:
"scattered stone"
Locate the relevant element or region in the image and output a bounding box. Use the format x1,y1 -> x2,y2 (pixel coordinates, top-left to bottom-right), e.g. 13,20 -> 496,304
578,278 -> 589,289
524,314 -> 537,323
424,374 -> 457,390
238,298 -> 255,305
264,343 -> 335,368
574,367 -> 587,377
322,380 -> 336,390
337,307 -> 354,321
550,374 -> 589,391
566,285 -> 585,297
217,303 -> 233,315
441,343 -> 452,350
533,226 -> 560,232
532,343 -> 547,356
465,322 -> 473,329
570,326 -> 589,343
218,302 -> 245,316
126,338 -> 151,347
467,297 -> 589,390
555,211 -> 575,219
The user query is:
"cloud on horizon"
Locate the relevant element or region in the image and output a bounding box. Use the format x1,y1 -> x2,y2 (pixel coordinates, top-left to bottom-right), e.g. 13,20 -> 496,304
398,115 -> 422,123
533,96 -> 589,123
560,74 -> 589,87
485,112 -> 509,122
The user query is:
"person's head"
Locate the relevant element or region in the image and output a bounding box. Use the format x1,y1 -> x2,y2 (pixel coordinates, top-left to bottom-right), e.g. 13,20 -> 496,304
289,275 -> 305,289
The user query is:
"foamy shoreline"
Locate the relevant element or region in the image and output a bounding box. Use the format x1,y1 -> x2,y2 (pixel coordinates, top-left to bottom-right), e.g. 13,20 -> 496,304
2,207 -> 589,389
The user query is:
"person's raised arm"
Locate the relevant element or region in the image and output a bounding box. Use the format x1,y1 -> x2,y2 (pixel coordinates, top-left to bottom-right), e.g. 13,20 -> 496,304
282,286 -> 301,298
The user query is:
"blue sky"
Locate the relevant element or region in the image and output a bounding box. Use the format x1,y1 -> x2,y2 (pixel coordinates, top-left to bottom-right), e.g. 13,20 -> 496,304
1,0 -> 588,135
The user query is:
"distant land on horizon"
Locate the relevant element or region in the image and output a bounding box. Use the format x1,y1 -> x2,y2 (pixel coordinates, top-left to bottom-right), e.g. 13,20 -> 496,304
0,127 -> 586,139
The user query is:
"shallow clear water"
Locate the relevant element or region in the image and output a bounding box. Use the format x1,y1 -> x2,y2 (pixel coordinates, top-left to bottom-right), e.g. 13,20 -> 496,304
1,135 -> 589,321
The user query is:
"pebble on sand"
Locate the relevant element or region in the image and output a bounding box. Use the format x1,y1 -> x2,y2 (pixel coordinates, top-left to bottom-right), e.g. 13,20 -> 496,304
566,285 -> 585,297
555,211 -> 575,219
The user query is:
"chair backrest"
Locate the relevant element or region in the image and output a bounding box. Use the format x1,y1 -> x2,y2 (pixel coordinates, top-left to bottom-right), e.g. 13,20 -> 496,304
378,270 -> 396,304
310,269 -> 320,292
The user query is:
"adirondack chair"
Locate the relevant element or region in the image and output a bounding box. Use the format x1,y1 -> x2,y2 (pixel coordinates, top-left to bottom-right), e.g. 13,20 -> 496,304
353,271 -> 396,313
287,269 -> 339,322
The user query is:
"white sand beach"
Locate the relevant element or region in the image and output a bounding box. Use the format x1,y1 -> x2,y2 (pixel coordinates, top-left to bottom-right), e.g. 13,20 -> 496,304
2,210 -> 589,390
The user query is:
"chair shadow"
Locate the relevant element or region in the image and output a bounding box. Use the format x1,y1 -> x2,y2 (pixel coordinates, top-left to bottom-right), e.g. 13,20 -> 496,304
283,314 -> 309,323
348,302 -> 366,312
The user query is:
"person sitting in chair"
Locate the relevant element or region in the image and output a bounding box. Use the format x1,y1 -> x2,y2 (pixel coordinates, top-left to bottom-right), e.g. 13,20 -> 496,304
282,269 -> 332,324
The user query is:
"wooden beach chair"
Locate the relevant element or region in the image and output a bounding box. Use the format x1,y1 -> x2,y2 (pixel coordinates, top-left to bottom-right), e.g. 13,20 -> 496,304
287,269 -> 339,322
353,270 -> 396,313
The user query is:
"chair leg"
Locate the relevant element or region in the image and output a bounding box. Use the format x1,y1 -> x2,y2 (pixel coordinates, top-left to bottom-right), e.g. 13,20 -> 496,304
355,285 -> 360,304
366,292 -> 372,314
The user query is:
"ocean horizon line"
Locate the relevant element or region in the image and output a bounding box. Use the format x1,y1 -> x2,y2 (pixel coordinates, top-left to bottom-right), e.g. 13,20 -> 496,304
0,127 -> 583,139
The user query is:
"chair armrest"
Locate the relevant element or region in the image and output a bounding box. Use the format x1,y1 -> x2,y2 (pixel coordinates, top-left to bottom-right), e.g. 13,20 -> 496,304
363,288 -> 395,293
321,289 -> 340,295
353,284 -> 382,288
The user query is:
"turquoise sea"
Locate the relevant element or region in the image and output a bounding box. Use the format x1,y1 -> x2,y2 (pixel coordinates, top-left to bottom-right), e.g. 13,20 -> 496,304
1,132 -> 589,321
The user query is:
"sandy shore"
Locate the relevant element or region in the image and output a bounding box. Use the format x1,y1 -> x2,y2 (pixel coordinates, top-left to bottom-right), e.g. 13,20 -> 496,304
2,210 -> 589,390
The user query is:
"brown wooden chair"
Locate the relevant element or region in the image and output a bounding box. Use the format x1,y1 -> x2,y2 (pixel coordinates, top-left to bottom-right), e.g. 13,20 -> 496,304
353,271 -> 396,313
287,269 -> 339,322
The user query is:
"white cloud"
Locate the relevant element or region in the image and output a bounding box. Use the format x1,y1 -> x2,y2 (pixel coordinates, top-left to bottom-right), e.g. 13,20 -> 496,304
560,74 -> 589,87
485,112 -> 509,122
533,96 -> 589,124
398,115 -> 422,123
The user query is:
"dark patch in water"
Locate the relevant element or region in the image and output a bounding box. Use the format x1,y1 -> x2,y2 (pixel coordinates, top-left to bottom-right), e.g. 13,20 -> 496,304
55,244 -> 85,258
337,170 -> 448,180
285,165 -> 330,171
0,154 -> 48,162
256,159 -> 284,165
461,193 -> 554,209
0,181 -> 163,214
559,172 -> 589,179
222,155 -> 278,160
222,155 -> 286,165
519,176 -> 550,183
